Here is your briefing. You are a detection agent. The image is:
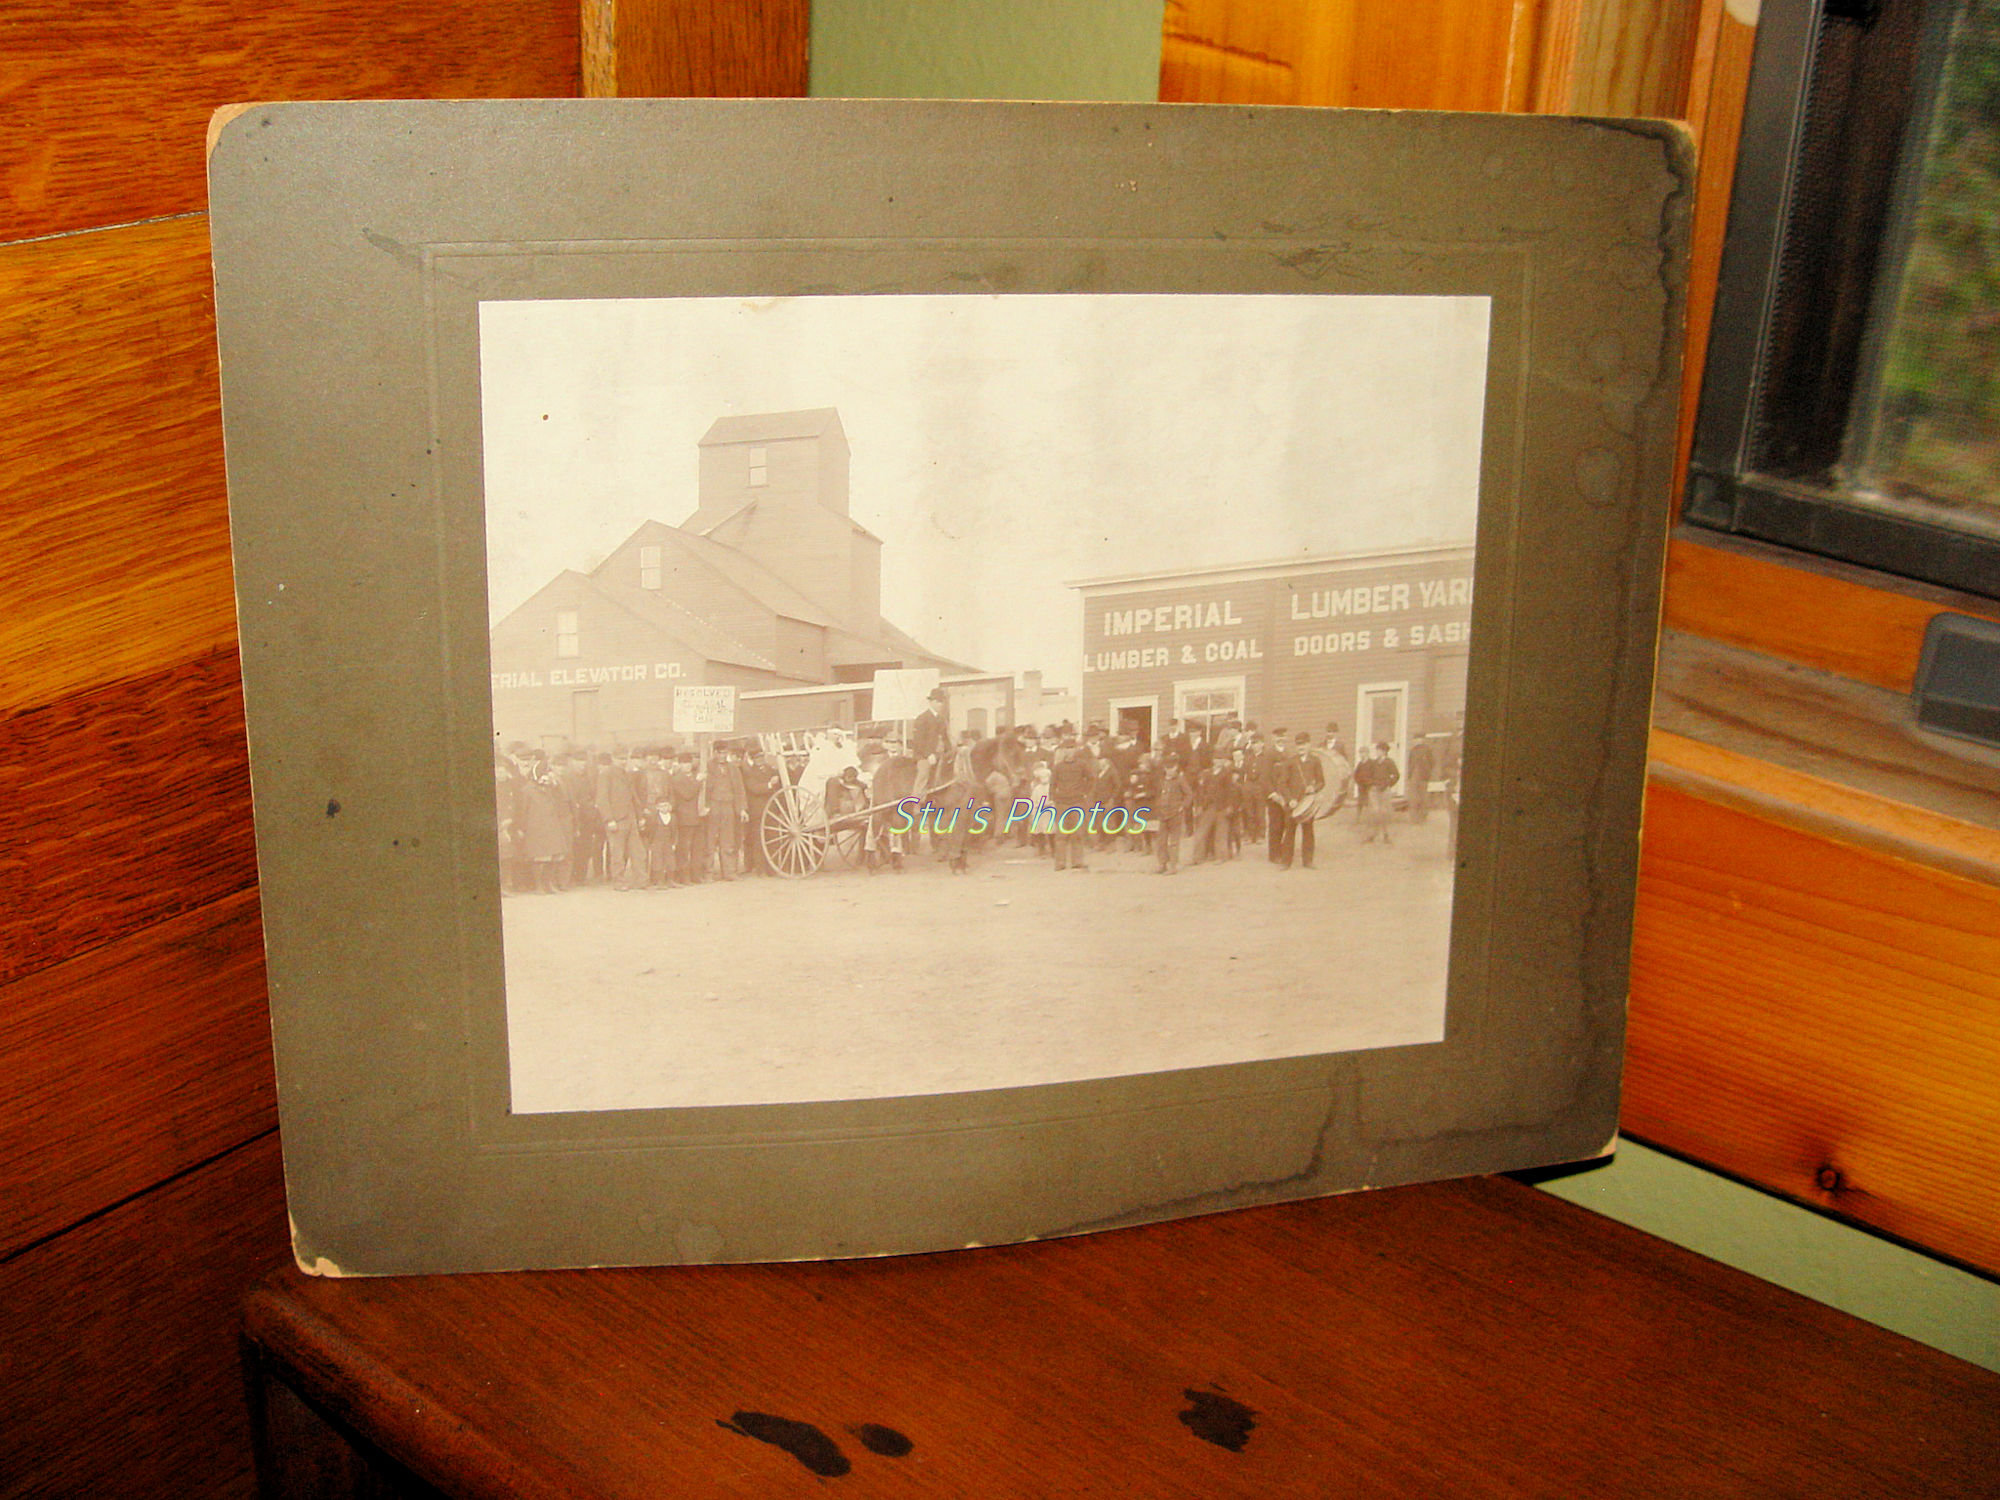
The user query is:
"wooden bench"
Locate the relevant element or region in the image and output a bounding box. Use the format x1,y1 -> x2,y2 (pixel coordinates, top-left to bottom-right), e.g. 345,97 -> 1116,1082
241,1173 -> 2000,1498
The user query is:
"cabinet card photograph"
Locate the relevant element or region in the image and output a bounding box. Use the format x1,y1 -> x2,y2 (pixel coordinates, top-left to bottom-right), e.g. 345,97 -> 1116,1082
212,98 -> 1688,1272
480,293 -> 1491,1114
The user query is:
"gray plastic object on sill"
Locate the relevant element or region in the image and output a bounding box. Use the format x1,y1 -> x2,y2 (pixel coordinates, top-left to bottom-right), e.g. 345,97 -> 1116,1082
1915,613 -> 2000,748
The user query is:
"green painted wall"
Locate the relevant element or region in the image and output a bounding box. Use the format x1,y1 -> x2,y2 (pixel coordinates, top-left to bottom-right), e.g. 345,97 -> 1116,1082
1537,1142 -> 1999,1371
811,1 -> 1166,101
804,0 -> 2000,1374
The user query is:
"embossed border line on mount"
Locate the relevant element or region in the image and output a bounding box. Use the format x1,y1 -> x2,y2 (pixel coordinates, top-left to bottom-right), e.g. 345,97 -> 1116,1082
409,236 -> 1538,1160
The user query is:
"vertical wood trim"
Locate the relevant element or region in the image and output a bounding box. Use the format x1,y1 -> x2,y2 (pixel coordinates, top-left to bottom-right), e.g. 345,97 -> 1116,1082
1672,0 -> 1729,132
582,0 -> 619,97
1525,0 -> 1587,113
580,0 -> 810,98
1568,0 -> 1711,118
1162,1 -> 1718,115
1673,8 -> 1758,502
1294,2 -> 1359,107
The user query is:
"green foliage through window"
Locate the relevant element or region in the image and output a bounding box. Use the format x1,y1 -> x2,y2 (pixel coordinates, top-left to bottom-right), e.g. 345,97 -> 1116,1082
1859,0 -> 2000,536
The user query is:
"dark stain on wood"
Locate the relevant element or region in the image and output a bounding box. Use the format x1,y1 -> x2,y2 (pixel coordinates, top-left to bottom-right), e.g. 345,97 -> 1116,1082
850,1422 -> 914,1456
1179,1387 -> 1257,1452
719,1411 -> 850,1476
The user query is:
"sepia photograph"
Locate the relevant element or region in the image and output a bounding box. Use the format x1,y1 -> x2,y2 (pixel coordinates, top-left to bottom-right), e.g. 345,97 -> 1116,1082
480,293 -> 1491,1114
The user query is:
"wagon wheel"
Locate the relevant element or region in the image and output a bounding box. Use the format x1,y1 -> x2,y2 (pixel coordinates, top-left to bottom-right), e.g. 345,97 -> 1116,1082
760,785 -> 829,879
828,816 -> 867,869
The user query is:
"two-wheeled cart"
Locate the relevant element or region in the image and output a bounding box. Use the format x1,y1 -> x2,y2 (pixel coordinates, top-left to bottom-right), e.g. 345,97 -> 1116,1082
757,730 -> 933,879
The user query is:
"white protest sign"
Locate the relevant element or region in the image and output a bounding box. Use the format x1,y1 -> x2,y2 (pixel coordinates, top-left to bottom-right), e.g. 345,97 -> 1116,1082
672,684 -> 737,733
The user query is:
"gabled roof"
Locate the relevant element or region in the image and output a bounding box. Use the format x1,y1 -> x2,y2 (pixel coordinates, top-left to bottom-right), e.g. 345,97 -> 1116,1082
697,408 -> 845,447
583,574 -> 780,674
828,619 -> 979,676
498,569 -> 771,671
618,519 -> 839,628
688,496 -> 883,547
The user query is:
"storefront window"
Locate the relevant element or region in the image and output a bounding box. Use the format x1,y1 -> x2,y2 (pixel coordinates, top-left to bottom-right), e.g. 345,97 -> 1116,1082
1174,679 -> 1243,737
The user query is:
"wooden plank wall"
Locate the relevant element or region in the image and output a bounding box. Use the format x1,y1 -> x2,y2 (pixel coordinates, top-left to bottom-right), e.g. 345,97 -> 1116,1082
1163,0 -> 2000,1277
0,5 -> 803,1494
1161,0 -> 1712,117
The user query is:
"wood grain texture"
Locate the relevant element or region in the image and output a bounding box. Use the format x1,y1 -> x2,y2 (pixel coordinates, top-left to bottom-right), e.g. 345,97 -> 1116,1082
241,1176 -> 2000,1499
1661,530 -> 2000,694
582,0 -> 809,98
1161,0 -> 1538,110
1524,0 -> 1587,114
0,887 -> 273,1260
1159,0 -> 1303,104
1159,0 -> 1711,114
1570,0 -> 1709,118
1652,731 -> 2000,883
0,217 -> 239,715
1651,628 -> 2000,848
1673,6 -> 1755,500
0,1132 -> 290,1500
1,0 -> 580,240
1627,780 -> 2000,1275
0,647 -> 256,987
249,1363 -> 455,1500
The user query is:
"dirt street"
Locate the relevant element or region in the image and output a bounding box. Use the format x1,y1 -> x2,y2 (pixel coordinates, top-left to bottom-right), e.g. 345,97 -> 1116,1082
502,814 -> 1458,1113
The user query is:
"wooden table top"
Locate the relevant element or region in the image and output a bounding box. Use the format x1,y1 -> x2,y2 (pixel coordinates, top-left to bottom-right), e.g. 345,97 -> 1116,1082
242,1174 -> 2000,1498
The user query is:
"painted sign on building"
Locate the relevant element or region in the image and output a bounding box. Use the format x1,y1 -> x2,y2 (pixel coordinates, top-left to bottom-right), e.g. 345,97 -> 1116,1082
1075,546 -> 1474,770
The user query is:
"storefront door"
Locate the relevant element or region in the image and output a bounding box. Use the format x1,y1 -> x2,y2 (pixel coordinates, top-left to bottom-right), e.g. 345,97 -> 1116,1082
1356,682 -> 1408,775
1110,696 -> 1156,749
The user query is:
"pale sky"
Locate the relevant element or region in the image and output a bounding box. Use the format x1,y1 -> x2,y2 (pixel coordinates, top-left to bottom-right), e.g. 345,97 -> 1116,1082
479,294 -> 1490,689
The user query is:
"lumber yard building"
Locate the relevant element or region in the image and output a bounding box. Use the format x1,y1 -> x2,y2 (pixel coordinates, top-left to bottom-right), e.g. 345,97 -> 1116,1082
1073,544 -> 1475,771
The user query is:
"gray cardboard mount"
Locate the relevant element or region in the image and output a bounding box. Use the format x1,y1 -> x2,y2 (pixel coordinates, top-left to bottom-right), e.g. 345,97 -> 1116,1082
207,99 -> 1691,1275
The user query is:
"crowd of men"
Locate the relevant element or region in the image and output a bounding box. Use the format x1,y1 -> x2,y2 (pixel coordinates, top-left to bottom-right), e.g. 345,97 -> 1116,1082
900,701 -> 1447,877
494,742 -> 786,893
494,699 -> 1457,894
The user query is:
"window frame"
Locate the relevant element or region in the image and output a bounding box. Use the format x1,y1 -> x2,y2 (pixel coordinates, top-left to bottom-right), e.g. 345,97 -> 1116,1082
1684,0 -> 2000,600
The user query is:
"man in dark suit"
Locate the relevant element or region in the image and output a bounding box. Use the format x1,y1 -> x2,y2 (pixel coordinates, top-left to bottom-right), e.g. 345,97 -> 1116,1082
705,746 -> 745,880
669,752 -> 705,885
598,750 -> 645,891
1289,731 -> 1326,869
1152,755 -> 1192,873
1232,726 -> 1261,849
1049,737 -> 1095,871
910,687 -> 949,798
1184,722 -> 1212,774
1263,728 -> 1291,862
